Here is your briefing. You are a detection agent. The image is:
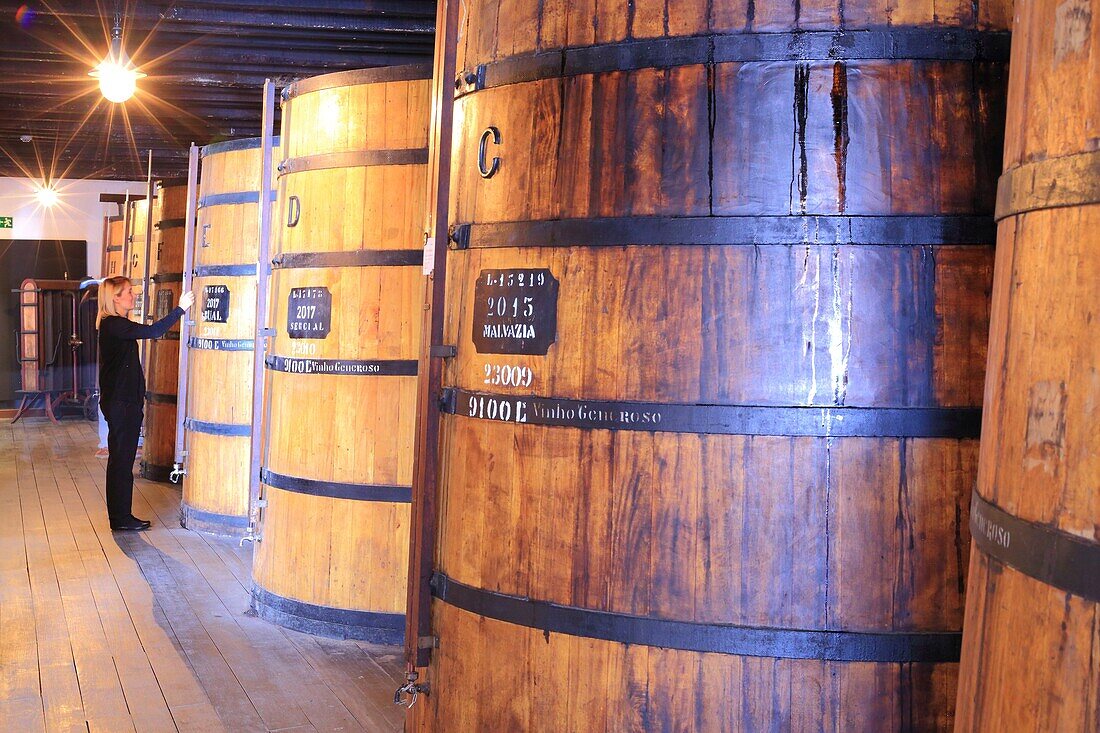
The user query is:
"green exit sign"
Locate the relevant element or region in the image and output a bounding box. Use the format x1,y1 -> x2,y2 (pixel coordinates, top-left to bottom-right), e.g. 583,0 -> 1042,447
0,217 -> 12,228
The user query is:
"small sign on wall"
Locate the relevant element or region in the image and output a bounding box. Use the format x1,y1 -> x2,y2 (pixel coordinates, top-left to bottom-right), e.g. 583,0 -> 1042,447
0,217 -> 12,228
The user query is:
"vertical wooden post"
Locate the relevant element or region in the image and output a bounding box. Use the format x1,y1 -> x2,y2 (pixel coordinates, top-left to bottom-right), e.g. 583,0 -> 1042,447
247,80 -> 277,538
172,144 -> 200,474
405,0 -> 460,671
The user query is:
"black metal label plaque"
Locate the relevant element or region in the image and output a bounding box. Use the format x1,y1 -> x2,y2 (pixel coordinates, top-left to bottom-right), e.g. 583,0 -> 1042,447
472,269 -> 558,355
202,284 -> 230,323
287,287 -> 331,339
155,289 -> 174,320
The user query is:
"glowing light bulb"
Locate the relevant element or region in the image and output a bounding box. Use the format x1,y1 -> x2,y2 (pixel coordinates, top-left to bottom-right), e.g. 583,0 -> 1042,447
36,185 -> 59,208
89,14 -> 144,104
93,59 -> 140,103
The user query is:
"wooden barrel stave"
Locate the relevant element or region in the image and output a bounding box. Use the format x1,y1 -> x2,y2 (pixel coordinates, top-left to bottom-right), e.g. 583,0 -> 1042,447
251,68 -> 429,641
180,139 -> 273,535
142,183 -> 188,482
954,0 -> 1100,713
413,0 -> 1007,728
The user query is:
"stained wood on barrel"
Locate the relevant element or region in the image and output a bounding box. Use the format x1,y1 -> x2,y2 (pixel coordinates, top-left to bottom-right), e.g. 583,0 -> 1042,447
250,69 -> 430,640
955,1 -> 1100,726
410,1 -> 1009,730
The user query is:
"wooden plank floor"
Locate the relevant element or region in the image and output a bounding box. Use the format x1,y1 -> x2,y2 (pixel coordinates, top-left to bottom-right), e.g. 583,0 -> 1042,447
0,419 -> 408,733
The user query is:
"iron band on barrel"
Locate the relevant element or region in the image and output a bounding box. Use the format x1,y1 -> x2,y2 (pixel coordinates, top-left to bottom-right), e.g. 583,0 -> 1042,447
431,573 -> 961,663
144,391 -> 177,405
199,136 -> 280,157
197,190 -> 275,209
994,150 -> 1100,221
265,356 -> 418,376
157,332 -> 181,341
152,272 -> 184,283
271,249 -> 423,269
250,586 -> 404,643
441,388 -> 982,438
188,336 -> 254,351
183,418 -> 251,437
261,468 -> 412,503
140,462 -> 173,483
180,505 -> 250,536
281,63 -> 432,100
277,149 -> 429,177
105,245 -> 123,252
457,29 -> 1011,95
193,264 -> 257,277
970,492 -> 1100,602
449,215 -> 996,250
155,218 -> 187,230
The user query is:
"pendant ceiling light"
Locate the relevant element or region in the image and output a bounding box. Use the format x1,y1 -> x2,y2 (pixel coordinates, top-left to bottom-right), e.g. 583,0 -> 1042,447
89,12 -> 145,103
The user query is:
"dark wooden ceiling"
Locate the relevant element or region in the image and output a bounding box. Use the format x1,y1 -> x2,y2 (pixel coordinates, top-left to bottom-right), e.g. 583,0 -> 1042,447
0,1 -> 436,181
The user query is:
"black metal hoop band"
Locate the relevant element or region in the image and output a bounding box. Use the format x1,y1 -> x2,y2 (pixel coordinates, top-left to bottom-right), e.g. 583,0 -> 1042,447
198,191 -> 273,208
144,391 -> 177,405
282,63 -> 432,101
431,573 -> 961,662
200,136 -> 279,157
457,29 -> 1011,95
271,249 -> 423,269
261,469 -> 411,503
152,272 -> 184,283
277,149 -> 428,176
180,503 -> 250,538
183,418 -> 251,437
193,264 -> 257,277
250,586 -> 404,644
449,215 -> 995,250
188,336 -> 254,351
156,218 -> 187,230
264,356 -> 418,376
441,388 -> 981,438
970,491 -> 1100,602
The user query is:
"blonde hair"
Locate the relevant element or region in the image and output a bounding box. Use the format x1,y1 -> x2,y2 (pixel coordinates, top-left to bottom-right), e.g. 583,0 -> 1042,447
97,276 -> 131,327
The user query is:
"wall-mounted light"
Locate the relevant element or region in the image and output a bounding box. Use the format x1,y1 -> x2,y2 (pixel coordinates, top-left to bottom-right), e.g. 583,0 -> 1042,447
89,12 -> 145,104
36,184 -> 59,208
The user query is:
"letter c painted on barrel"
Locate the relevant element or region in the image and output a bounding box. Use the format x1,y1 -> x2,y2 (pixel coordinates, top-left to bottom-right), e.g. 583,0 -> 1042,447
478,127 -> 501,179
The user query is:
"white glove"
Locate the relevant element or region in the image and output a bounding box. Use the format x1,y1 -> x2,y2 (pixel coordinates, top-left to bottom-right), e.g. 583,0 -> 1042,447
179,291 -> 195,311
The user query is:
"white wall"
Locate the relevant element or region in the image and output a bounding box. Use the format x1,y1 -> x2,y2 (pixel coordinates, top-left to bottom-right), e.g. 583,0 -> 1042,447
0,176 -> 146,277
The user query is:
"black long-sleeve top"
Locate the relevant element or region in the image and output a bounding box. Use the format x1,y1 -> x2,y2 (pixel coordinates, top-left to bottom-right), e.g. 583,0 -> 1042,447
98,308 -> 184,406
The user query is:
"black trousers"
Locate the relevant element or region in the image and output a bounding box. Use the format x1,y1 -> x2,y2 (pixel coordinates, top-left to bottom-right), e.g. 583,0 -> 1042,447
102,400 -> 143,521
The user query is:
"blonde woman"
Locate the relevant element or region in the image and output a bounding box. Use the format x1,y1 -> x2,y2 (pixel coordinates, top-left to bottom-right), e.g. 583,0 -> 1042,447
97,276 -> 194,531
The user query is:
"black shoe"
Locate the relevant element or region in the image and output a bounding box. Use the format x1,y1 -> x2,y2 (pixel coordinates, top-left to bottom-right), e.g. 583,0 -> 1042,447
110,515 -> 151,531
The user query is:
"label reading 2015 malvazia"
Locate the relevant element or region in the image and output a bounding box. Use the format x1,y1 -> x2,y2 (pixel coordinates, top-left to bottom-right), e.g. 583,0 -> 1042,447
472,268 -> 558,355
287,286 -> 331,339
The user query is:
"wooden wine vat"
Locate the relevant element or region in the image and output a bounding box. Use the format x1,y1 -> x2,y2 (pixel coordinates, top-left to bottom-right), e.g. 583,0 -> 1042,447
250,66 -> 430,640
103,216 -> 124,277
408,4 -> 1010,731
125,198 -> 155,324
141,181 -> 188,483
180,137 -> 278,536
955,3 -> 1100,730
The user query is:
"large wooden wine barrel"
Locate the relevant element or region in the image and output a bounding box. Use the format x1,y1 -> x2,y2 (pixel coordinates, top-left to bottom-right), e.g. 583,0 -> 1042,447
103,216 -> 124,277
125,198 -> 155,323
250,66 -> 430,640
142,181 -> 188,483
180,137 -> 278,536
408,5 -> 1010,731
955,4 -> 1100,730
